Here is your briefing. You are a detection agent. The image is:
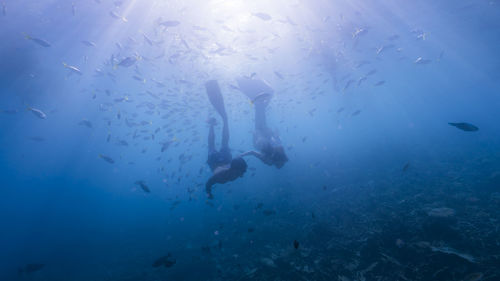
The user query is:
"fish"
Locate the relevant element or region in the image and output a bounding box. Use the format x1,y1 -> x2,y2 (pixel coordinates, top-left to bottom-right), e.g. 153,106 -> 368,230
449,122 -> 478,132
253,12 -> 272,21
286,16 -> 298,26
402,162 -> 410,172
357,76 -> 367,86
63,62 -> 83,75
109,11 -> 127,22
99,154 -> 114,164
274,71 -> 284,80
293,240 -> 299,249
376,44 -> 395,55
337,107 -> 345,113
78,119 -> 92,128
133,75 -> 146,83
27,136 -> 45,142
352,27 -> 366,38
366,69 -> 377,76
152,254 -> 176,268
24,34 -> 51,47
417,32 -> 426,40
2,2 -> 6,16
18,263 -> 44,275
117,56 -> 137,67
159,20 -> 180,27
142,32 -> 153,46
343,79 -> 354,91
114,97 -> 128,103
351,110 -> 361,116
27,107 -> 47,119
135,180 -> 150,193
374,80 -> 385,86
181,38 -> 190,50
415,57 -> 431,65
151,78 -> 165,88
72,3 -> 76,16
81,40 -> 96,47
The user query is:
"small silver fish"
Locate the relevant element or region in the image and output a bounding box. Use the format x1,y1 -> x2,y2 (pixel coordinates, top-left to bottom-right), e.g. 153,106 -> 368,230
274,71 -> 284,80
81,40 -> 96,47
24,34 -> 51,47
27,107 -> 47,119
78,119 -> 92,128
109,11 -> 127,22
117,56 -> 137,67
415,57 -> 431,65
142,32 -> 153,46
99,154 -> 114,164
253,12 -> 271,21
63,62 -> 83,75
159,20 -> 180,27
357,76 -> 367,86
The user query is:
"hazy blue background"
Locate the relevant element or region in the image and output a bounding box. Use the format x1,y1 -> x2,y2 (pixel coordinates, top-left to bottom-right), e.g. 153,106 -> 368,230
1,0 -> 499,280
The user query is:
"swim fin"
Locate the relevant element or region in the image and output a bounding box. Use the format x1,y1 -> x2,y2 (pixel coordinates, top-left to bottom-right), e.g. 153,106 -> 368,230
205,80 -> 227,120
236,76 -> 274,103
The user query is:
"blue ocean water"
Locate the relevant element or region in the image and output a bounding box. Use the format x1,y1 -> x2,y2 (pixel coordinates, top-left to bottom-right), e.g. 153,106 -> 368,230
1,0 -> 500,280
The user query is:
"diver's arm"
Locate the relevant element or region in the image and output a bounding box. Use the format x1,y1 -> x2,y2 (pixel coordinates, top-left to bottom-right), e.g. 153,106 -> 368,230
239,150 -> 269,164
240,150 -> 262,158
205,177 -> 215,199
205,166 -> 230,199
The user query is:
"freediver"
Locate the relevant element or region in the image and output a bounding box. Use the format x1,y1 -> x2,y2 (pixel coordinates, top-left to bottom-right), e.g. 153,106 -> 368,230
237,76 -> 288,169
205,80 -> 248,199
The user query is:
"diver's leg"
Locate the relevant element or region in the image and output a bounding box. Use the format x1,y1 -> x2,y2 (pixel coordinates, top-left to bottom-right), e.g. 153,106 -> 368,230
254,101 -> 267,131
236,77 -> 274,102
221,118 -> 229,150
205,80 -> 227,120
208,123 -> 216,153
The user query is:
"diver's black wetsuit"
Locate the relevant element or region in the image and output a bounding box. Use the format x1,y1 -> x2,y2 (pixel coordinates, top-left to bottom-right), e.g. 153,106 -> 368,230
207,118 -> 232,171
